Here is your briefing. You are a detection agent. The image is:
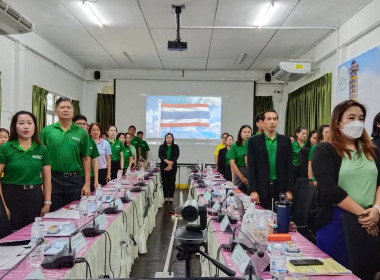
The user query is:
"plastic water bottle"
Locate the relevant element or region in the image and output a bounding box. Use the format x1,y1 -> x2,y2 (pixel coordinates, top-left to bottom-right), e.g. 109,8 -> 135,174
117,170 -> 122,182
226,195 -> 235,215
270,243 -> 286,280
126,167 -> 131,183
30,217 -> 45,267
95,185 -> 103,208
255,213 -> 269,246
79,196 -> 89,226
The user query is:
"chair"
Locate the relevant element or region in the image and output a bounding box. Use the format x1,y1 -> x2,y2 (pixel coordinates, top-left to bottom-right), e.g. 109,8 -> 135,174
291,183 -> 317,243
341,212 -> 380,280
0,197 -> 12,239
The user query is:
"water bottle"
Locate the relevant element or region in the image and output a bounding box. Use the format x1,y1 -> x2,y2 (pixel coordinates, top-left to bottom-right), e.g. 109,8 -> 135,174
226,195 -> 235,215
95,185 -> 103,208
30,217 -> 45,267
254,212 -> 268,247
270,243 -> 286,280
126,167 -> 131,183
117,170 -> 122,182
79,196 -> 89,226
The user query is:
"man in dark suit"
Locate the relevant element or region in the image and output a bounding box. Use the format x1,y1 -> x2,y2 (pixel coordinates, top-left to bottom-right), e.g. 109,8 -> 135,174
247,109 -> 293,210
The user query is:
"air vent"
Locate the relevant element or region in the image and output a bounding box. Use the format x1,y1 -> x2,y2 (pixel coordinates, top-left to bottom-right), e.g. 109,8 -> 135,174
0,0 -> 33,34
20,16 -> 33,29
6,6 -> 21,21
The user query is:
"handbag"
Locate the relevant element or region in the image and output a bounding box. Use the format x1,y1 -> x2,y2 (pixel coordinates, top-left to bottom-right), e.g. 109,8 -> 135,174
137,157 -> 150,171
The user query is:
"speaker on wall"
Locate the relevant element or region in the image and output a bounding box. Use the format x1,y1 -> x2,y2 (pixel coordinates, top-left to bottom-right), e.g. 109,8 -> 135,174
265,73 -> 271,82
94,71 -> 100,80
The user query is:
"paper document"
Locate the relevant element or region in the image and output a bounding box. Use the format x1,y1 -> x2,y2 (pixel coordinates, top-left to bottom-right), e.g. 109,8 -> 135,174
287,258 -> 352,276
44,209 -> 80,220
0,246 -> 29,270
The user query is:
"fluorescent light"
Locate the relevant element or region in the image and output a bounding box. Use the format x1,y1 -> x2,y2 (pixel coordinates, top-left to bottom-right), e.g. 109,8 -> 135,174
255,0 -> 276,28
82,1 -> 103,28
235,53 -> 247,64
123,50 -> 134,63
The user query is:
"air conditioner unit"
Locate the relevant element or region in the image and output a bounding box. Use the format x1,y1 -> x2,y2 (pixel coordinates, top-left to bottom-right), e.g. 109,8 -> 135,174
270,62 -> 311,82
0,0 -> 33,35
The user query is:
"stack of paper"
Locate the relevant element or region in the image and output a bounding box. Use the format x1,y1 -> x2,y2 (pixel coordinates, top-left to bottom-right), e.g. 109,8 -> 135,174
0,246 -> 28,270
287,258 -> 352,276
44,209 -> 80,219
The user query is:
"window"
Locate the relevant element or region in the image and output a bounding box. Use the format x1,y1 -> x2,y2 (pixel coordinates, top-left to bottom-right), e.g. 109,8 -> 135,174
46,92 -> 60,126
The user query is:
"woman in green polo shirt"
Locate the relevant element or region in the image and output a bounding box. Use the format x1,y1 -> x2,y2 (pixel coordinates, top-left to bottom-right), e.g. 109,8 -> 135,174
116,133 -> 133,172
227,125 -> 252,194
308,124 -> 330,182
292,126 -> 307,183
0,111 -> 51,230
125,133 -> 137,169
106,126 -> 124,179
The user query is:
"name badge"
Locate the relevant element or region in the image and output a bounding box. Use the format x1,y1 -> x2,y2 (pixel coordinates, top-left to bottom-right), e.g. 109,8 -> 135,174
127,190 -> 133,200
115,198 -> 123,209
26,268 -> 45,279
95,213 -> 108,229
232,244 -> 251,275
71,232 -> 87,254
212,201 -> 220,212
203,191 -> 212,201
220,214 -> 233,233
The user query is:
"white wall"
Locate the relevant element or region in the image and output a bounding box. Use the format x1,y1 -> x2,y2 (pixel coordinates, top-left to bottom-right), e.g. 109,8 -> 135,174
0,32 -> 86,129
287,0 -> 380,110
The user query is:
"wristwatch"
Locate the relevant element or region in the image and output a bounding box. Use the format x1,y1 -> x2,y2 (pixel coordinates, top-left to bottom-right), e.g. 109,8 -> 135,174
44,201 -> 52,205
374,205 -> 380,214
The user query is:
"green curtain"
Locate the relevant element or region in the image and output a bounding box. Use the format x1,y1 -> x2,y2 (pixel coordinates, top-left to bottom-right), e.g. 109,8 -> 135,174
72,100 -> 80,116
253,96 -> 273,133
96,94 -> 115,132
285,73 -> 332,136
32,85 -> 49,132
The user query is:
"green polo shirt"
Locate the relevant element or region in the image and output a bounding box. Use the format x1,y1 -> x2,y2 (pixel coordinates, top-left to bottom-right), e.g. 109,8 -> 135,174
123,146 -> 133,168
264,132 -> 277,180
166,145 -> 172,160
89,138 -> 100,177
140,140 -> 150,159
292,140 -> 306,166
40,122 -> 91,172
131,136 -> 142,150
338,147 -> 378,208
0,140 -> 51,185
226,142 -> 247,167
107,139 -> 124,161
308,144 -> 317,161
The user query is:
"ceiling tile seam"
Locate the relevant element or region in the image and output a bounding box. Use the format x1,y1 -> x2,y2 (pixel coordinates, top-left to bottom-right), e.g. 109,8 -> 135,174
247,0 -> 301,71
205,0 -> 219,71
55,0 -> 123,69
136,0 -> 165,70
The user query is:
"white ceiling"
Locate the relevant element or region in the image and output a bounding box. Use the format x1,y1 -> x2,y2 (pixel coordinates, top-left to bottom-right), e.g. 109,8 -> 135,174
7,0 -> 372,71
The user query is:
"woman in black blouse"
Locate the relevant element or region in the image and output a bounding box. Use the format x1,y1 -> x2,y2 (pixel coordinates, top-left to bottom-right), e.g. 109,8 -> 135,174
372,112 -> 380,149
218,134 -> 234,181
158,133 -> 180,204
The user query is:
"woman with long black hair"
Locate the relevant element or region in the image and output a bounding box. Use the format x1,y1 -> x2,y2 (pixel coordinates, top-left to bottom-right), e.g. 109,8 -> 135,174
0,111 -> 52,230
106,126 -> 124,179
158,133 -> 180,203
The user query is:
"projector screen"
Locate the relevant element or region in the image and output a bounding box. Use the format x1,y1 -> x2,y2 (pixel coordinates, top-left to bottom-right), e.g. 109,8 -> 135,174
115,79 -> 254,164
146,95 -> 221,139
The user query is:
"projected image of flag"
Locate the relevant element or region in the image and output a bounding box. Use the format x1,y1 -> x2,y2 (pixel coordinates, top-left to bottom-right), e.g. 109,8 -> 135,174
160,103 -> 210,127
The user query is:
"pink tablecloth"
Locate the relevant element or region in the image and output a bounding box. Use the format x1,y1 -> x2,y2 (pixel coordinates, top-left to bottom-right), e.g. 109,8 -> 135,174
0,175 -> 155,279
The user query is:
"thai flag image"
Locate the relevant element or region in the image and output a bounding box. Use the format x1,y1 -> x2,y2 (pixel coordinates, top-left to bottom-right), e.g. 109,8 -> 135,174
160,103 -> 210,127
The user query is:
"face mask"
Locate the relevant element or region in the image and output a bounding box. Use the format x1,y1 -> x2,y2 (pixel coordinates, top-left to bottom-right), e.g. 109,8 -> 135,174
340,120 -> 365,139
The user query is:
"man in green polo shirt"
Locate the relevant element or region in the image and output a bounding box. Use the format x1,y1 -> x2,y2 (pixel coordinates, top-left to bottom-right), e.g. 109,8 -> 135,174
246,109 -> 293,210
40,97 -> 91,211
128,125 -> 142,159
73,114 -> 100,191
137,131 -> 150,160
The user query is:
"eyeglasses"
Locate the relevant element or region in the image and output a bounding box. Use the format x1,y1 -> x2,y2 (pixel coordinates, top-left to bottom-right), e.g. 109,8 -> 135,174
75,122 -> 87,126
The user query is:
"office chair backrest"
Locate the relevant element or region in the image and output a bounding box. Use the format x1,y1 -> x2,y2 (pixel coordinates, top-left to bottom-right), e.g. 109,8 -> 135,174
341,212 -> 380,280
292,184 -> 316,228
0,197 -> 12,239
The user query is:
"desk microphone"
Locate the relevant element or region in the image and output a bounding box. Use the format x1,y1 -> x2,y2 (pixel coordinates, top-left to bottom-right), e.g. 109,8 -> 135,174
120,187 -> 133,203
103,186 -> 122,214
216,192 -> 238,224
229,226 -> 265,257
82,202 -> 105,237
0,238 -> 44,278
248,260 -> 264,280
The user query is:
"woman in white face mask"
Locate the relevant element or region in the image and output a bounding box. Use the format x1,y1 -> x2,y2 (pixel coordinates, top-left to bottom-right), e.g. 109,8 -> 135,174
311,100 -> 380,270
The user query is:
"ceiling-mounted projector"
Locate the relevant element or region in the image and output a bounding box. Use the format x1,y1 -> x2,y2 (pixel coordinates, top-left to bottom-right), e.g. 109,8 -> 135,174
168,5 -> 187,51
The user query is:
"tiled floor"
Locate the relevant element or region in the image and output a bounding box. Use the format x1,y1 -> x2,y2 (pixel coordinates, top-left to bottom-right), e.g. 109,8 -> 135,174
129,189 -> 202,278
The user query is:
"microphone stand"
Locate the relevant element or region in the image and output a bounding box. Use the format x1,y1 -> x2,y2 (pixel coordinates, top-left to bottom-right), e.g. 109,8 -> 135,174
216,192 -> 235,222
82,202 -> 105,237
0,238 -> 44,280
103,187 -> 122,214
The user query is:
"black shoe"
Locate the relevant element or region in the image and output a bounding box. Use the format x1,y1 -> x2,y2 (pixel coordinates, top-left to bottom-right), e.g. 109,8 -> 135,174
169,201 -> 173,204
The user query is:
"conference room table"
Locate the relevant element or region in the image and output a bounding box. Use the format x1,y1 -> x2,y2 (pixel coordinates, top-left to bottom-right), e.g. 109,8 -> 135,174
0,172 -> 164,279
190,175 -> 360,280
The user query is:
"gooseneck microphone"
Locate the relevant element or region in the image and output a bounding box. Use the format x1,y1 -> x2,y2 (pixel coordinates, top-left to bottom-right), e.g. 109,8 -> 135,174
82,202 -> 105,237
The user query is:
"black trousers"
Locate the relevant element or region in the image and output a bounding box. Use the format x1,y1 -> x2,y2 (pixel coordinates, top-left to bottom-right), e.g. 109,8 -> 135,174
259,180 -> 279,210
51,174 -> 84,211
161,168 -> 177,198
98,168 -> 108,186
2,184 -> 43,231
292,165 -> 301,186
111,160 -> 121,180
